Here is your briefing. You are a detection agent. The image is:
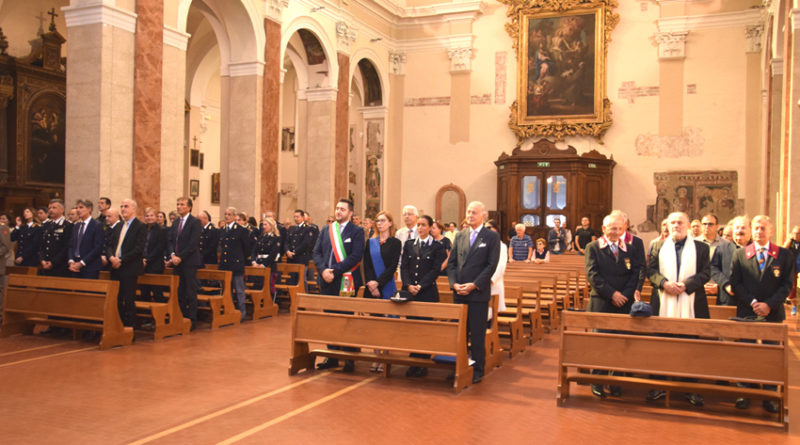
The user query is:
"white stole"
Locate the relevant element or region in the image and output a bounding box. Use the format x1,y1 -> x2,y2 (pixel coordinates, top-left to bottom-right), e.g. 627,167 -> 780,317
658,236 -> 697,318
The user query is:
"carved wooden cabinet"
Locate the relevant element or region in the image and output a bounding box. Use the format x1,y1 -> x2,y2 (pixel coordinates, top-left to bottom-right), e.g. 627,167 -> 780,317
495,139 -> 615,243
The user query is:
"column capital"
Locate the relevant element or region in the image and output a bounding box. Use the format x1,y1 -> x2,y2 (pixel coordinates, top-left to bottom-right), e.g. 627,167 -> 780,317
654,31 -> 688,60
389,51 -> 407,75
447,47 -> 472,73
771,57 -> 783,76
359,106 -> 387,120
306,87 -> 338,102
62,3 -> 137,33
745,25 -> 764,53
164,25 -> 190,51
266,0 -> 289,24
336,21 -> 357,55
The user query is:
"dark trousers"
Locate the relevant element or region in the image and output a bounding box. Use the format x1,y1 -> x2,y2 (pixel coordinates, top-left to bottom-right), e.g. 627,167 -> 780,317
111,271 -> 138,327
175,266 -> 199,324
73,269 -> 99,279
454,297 -> 488,375
39,265 -> 69,277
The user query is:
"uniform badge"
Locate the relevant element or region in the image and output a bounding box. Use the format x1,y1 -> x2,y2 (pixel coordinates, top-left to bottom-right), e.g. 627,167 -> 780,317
55,228 -> 63,234
624,258 -> 631,270
773,266 -> 781,278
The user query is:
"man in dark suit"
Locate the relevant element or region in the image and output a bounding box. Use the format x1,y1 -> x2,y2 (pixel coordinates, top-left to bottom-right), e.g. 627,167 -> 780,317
312,198 -> 365,371
220,207 -> 251,321
68,199 -> 105,279
108,199 -> 146,327
447,201 -> 500,383
647,211 -> 710,406
198,210 -> 219,265
96,197 -> 110,225
729,215 -> 794,413
585,212 -> 643,398
167,197 -> 203,329
39,199 -> 72,277
611,210 -> 647,301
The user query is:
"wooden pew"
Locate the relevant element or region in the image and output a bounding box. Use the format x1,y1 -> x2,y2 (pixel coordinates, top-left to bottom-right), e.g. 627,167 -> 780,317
275,263 -> 307,308
244,266 -> 278,320
558,311 -> 789,429
497,286 -> 526,357
305,260 -> 320,293
504,277 -> 551,336
485,293 -> 503,371
135,274 -> 191,340
290,293 -> 475,392
1,275 -> 132,349
709,304 -> 736,320
195,268 -> 241,329
6,266 -> 38,275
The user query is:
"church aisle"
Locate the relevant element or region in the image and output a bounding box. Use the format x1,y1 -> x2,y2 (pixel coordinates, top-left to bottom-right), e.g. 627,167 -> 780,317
0,314 -> 797,444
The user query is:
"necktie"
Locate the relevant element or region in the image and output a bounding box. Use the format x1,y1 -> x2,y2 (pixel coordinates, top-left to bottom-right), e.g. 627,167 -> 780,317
76,222 -> 85,255
469,230 -> 477,247
175,218 -> 184,251
115,220 -> 129,257
757,248 -> 766,271
609,242 -> 618,259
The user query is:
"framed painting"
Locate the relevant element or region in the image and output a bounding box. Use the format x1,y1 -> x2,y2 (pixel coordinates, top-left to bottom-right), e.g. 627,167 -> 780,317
189,179 -> 200,199
211,173 -> 220,204
501,0 -> 618,141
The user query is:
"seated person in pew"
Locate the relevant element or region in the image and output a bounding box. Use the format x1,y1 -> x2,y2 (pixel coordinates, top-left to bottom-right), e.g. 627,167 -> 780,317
532,238 -> 549,264
729,215 -> 794,413
363,210 -> 401,373
400,214 -> 446,377
646,211 -> 710,407
250,216 -> 282,294
584,212 -> 643,399
219,207 -> 252,322
140,207 -> 168,302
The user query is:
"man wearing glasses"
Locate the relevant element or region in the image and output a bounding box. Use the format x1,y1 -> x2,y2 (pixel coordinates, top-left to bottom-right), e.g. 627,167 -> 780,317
696,214 -> 735,305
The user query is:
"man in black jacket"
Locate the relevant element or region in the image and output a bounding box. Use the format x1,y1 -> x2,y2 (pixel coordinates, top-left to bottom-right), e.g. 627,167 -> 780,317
39,199 -> 72,277
108,199 -> 146,328
167,197 -> 203,329
220,207 -> 251,321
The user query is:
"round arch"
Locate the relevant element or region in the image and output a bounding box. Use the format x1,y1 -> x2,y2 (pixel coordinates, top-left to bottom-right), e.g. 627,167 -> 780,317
435,184 -> 467,223
349,47 -> 389,106
177,0 -> 264,67
281,16 -> 338,87
284,47 -> 310,92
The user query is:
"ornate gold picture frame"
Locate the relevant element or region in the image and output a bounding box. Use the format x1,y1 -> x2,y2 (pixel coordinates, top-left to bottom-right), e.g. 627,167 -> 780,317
501,0 -> 619,141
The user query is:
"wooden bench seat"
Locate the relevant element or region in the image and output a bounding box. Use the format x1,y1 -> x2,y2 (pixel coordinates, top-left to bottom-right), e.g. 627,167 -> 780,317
1,274 -> 132,349
134,274 -> 191,340
244,266 -> 278,320
558,311 -> 789,429
497,286 -> 525,356
6,265 -> 38,275
290,293 -> 475,392
195,268 -> 241,329
275,263 -> 307,308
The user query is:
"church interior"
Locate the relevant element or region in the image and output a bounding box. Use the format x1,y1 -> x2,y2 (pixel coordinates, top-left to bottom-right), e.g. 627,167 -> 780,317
1,0 -> 800,442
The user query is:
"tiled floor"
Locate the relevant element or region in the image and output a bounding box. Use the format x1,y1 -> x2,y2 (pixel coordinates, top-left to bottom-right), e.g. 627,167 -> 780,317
0,314 -> 798,444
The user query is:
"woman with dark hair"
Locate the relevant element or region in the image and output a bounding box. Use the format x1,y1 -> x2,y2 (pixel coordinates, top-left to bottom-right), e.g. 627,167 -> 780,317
251,217 -> 282,294
13,207 -> 42,267
140,207 -> 167,301
400,214 -> 446,378
431,220 -> 451,275
156,211 -> 168,228
362,210 -> 402,373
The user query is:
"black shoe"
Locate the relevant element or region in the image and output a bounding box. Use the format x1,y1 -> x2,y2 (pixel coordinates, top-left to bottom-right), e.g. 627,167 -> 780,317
446,371 -> 455,380
591,384 -> 606,398
472,373 -> 483,384
417,367 -> 428,377
646,390 -> 666,402
317,359 -> 340,370
735,397 -> 750,409
608,386 -> 621,397
342,360 -> 355,373
685,393 -> 704,407
763,400 -> 779,413
406,366 -> 419,377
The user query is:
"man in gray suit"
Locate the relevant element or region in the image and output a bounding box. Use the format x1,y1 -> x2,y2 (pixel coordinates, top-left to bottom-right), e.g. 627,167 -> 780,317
447,201 -> 500,383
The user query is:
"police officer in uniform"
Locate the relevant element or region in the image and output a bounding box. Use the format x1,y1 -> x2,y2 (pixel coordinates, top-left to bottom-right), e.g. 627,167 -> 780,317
39,199 -> 72,277
219,207 -> 251,321
285,209 -> 314,283
13,207 -> 43,267
400,214 -> 446,377
198,210 -> 219,265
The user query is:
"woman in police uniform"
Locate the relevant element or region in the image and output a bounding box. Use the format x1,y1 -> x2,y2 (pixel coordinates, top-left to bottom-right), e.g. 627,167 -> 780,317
13,208 -> 42,267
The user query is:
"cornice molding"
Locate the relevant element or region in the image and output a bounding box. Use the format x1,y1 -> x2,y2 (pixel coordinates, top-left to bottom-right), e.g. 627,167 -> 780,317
359,106 -> 387,119
164,26 -> 190,51
228,61 -> 265,77
657,9 -> 764,33
305,87 -> 338,102
62,3 -> 137,33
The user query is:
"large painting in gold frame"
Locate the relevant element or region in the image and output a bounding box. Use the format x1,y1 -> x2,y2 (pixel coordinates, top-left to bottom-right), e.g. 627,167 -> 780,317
501,0 -> 619,141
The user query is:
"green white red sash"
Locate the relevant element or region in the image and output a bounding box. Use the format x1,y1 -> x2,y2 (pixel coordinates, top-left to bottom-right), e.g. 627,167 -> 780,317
330,222 -> 357,295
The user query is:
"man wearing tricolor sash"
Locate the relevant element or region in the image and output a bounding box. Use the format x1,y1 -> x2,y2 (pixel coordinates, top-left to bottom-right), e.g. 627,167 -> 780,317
312,198 -> 365,371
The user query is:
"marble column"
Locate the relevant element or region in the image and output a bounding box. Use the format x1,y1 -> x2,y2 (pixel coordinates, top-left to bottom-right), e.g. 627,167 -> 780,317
133,0 -> 163,213
63,1 -> 136,206
386,52 -> 406,215
161,26 -> 189,208
335,53 -> 350,200
262,18 -> 281,213
221,67 -> 263,215
779,10 -> 800,238
304,88 -> 337,225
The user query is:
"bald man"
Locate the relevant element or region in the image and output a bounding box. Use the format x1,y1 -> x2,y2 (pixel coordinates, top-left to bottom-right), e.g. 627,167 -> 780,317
447,201 -> 500,384
107,199 -> 146,327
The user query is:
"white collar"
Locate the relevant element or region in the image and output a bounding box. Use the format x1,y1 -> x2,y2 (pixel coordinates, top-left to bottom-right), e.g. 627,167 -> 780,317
227,222 -> 236,230
82,216 -> 92,225
470,225 -> 482,235
53,216 -> 65,225
754,241 -> 770,252
417,235 -> 431,245
26,221 -> 33,227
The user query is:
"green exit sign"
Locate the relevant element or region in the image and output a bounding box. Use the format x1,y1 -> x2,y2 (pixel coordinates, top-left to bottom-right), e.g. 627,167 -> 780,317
537,161 -> 550,167
588,163 -> 597,168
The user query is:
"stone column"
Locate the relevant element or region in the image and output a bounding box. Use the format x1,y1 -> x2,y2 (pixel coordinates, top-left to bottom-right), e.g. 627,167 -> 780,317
779,9 -> 800,238
63,1 -> 136,206
221,65 -> 264,215
132,0 -> 163,213
304,88 -> 337,224
161,26 -> 189,208
386,52 -> 406,214
744,25 -> 764,217
654,32 -> 688,136
262,18 -> 281,214
767,57 -> 783,218
448,47 -> 472,144
334,22 -> 355,200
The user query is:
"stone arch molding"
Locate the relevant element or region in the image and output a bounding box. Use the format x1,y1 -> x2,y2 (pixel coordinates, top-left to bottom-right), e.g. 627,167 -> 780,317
349,47 -> 389,106
281,16 -> 338,88
435,184 -> 467,223
177,0 -> 265,75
